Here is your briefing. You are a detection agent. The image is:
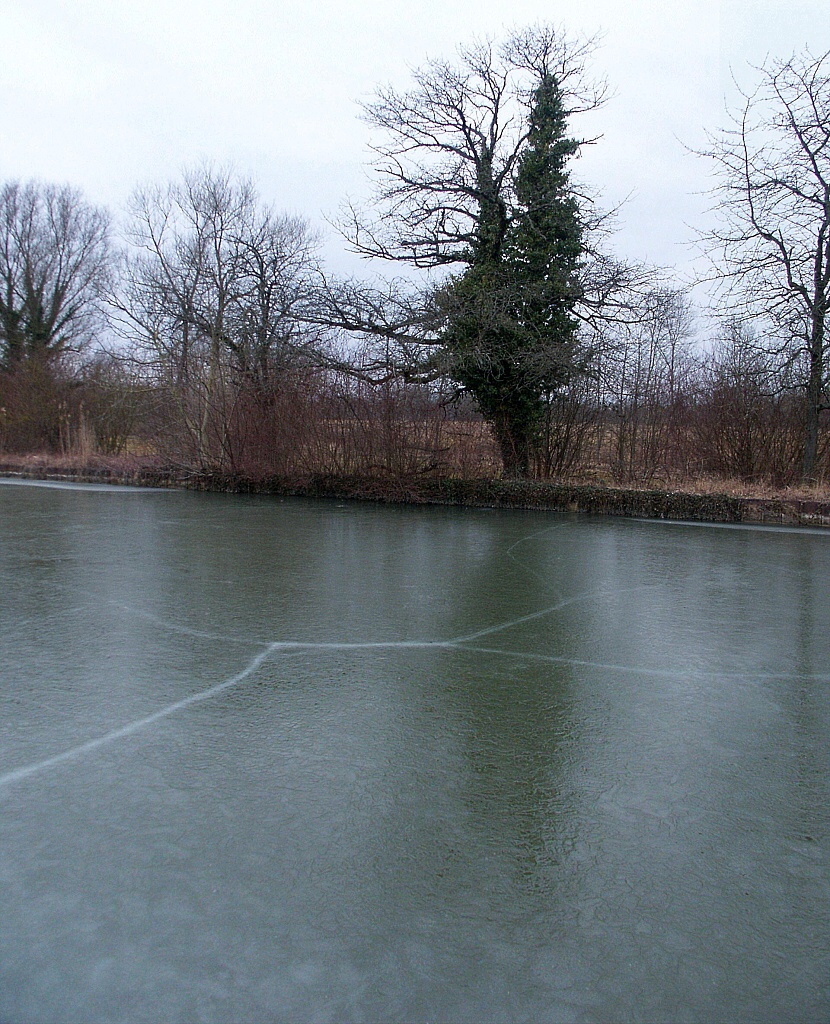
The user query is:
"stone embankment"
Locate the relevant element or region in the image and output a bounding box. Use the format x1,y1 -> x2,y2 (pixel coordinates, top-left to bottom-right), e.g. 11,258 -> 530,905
2,463 -> 829,528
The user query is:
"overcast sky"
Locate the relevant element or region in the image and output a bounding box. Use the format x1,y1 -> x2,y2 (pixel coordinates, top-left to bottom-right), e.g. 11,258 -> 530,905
1,0 -> 828,282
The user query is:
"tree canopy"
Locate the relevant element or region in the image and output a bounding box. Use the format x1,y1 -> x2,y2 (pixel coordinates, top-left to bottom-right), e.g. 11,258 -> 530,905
322,26 -> 625,475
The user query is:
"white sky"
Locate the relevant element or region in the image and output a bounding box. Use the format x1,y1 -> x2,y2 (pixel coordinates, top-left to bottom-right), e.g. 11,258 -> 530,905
1,0 -> 828,282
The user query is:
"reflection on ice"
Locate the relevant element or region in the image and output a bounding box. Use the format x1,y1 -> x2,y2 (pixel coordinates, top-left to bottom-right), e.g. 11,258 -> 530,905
0,583 -> 662,788
0,477 -> 164,494
633,515 -> 830,537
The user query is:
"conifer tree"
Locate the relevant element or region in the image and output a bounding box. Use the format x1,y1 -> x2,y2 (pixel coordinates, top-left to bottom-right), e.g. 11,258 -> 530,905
440,73 -> 585,476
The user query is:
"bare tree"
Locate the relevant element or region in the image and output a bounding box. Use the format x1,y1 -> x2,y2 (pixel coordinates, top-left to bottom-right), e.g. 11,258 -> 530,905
691,321 -> 806,483
117,166 -> 321,467
700,49 -> 830,481
596,288 -> 697,482
0,180 -> 111,370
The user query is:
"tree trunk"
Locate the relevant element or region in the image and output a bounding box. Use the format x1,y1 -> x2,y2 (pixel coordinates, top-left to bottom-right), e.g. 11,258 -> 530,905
493,414 -> 532,478
802,313 -> 825,482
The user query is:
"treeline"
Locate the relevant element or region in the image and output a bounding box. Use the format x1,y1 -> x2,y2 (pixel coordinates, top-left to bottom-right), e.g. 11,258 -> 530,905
1,286 -> 821,487
1,30 -> 828,488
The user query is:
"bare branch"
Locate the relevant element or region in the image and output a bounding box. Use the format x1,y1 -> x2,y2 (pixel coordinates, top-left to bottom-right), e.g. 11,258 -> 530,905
696,48 -> 830,477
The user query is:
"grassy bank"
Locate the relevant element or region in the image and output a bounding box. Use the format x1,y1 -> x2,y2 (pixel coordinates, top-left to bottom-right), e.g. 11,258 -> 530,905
2,453 -> 830,528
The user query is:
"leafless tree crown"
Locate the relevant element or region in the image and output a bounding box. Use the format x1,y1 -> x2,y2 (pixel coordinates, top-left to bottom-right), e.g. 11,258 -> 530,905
342,25 -> 608,269
699,48 -> 830,477
120,165 -> 321,390
0,180 -> 111,369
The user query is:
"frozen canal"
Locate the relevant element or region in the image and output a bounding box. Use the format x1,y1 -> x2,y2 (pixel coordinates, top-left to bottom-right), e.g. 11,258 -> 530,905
1,479 -> 828,1022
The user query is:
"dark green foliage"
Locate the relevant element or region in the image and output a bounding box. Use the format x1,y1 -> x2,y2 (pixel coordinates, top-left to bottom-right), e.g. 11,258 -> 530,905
507,73 -> 582,365
440,75 -> 584,476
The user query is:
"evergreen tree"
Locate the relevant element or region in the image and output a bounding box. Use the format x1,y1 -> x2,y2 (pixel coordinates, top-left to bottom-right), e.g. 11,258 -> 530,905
440,74 -> 584,476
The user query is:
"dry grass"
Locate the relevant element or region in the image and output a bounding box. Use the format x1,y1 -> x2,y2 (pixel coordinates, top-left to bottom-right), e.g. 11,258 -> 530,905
0,450 -> 164,474
657,474 -> 830,502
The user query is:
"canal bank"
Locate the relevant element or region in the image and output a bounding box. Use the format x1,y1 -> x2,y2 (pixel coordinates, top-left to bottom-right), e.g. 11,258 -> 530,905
3,460 -> 830,527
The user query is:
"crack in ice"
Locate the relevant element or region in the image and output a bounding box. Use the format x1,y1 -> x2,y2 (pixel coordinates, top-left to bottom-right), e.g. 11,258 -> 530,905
6,570 -> 810,791
0,645 -> 278,789
452,586 -> 654,643
1,588 -> 598,788
455,645 -> 830,683
3,524 -> 823,789
106,600 -> 268,646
